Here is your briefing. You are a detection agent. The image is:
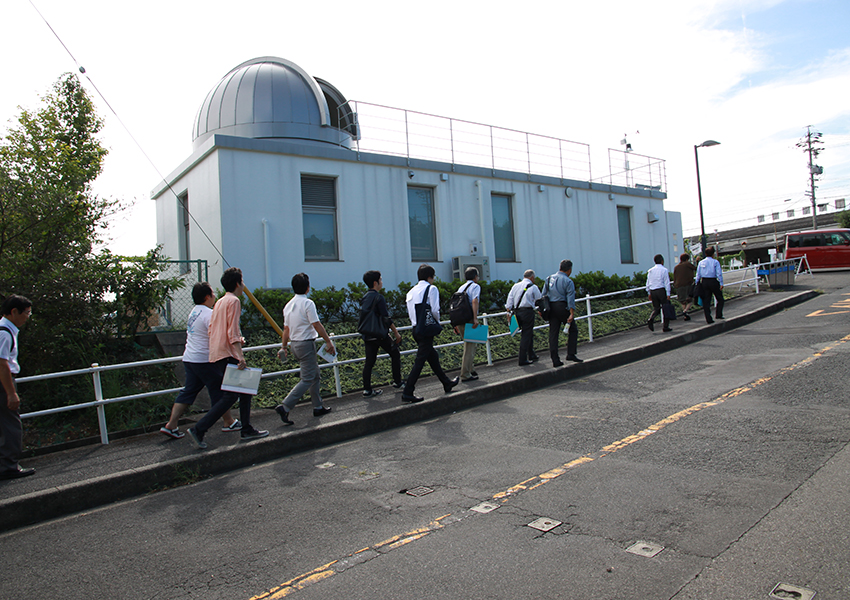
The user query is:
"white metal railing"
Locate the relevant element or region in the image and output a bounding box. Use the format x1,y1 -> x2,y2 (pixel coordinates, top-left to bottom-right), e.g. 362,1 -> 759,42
339,100 -> 667,192
18,269 -> 758,445
342,101 -> 597,183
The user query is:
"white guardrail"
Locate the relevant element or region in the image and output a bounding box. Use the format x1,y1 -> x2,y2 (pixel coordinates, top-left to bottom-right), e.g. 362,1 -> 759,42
18,266 -> 764,445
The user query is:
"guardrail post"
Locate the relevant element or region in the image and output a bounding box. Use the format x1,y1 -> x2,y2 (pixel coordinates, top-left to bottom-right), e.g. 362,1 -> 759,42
330,337 -> 342,398
91,364 -> 109,445
755,264 -> 760,294
483,315 -> 493,366
585,294 -> 594,343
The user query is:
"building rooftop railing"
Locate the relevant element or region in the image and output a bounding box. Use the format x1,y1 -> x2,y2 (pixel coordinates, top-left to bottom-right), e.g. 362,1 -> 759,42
339,101 -> 666,193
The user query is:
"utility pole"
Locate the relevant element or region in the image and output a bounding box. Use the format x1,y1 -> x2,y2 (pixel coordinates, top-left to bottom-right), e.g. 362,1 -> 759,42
797,126 -> 824,229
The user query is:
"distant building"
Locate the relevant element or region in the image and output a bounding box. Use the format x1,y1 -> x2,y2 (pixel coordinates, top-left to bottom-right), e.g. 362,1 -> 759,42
153,57 -> 681,290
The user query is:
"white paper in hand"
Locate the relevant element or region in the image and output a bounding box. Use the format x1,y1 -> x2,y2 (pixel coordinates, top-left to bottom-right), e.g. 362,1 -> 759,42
221,364 -> 262,395
317,344 -> 337,363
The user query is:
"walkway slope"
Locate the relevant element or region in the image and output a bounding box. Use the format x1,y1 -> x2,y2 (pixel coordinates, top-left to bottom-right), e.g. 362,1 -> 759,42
0,286 -> 819,532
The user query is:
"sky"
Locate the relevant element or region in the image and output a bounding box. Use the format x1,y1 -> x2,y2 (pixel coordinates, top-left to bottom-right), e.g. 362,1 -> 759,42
2,0 -> 849,256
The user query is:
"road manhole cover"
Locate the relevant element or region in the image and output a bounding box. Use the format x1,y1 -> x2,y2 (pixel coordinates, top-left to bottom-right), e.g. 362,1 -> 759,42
626,541 -> 664,558
404,486 -> 434,497
770,583 -> 816,600
528,517 -> 561,532
470,502 -> 499,513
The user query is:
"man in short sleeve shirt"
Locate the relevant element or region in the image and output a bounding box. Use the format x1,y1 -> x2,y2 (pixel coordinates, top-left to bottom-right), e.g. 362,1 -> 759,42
274,272 -> 336,425
0,295 -> 35,479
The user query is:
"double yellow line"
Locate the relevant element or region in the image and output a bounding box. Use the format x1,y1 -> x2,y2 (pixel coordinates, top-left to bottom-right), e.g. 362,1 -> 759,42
251,333 -> 850,599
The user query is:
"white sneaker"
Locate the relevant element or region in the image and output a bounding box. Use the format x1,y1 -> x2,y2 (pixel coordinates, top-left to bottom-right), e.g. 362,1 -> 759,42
221,419 -> 242,432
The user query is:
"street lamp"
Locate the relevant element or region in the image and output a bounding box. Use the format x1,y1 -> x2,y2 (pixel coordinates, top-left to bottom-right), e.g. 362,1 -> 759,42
695,140 -> 720,254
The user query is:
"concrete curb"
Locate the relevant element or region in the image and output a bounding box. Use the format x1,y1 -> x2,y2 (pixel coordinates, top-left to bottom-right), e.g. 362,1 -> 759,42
0,290 -> 818,532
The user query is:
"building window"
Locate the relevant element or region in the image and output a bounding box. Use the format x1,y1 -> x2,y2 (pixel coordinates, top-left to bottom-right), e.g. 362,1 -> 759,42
818,203 -> 827,213
772,212 -> 779,221
408,186 -> 437,261
757,215 -> 765,223
301,176 -> 338,260
836,198 -> 846,210
787,209 -> 795,218
803,206 -> 811,215
491,194 -> 516,262
617,206 -> 634,263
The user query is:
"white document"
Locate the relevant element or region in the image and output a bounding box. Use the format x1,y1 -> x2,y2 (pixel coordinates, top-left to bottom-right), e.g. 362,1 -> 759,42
221,364 -> 262,395
317,344 -> 337,364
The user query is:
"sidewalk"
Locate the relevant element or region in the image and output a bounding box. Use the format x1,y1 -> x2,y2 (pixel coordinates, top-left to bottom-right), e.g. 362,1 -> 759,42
0,285 -> 820,532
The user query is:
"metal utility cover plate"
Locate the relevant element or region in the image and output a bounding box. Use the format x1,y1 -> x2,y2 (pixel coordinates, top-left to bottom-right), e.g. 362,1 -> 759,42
626,541 -> 664,558
406,486 -> 434,497
770,582 -> 816,600
528,517 -> 562,532
470,502 -> 499,514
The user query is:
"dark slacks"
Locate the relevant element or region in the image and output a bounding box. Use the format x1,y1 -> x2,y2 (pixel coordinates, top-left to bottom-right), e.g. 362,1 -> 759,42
193,358 -> 253,437
515,307 -> 536,364
700,277 -> 724,321
648,288 -> 670,327
363,336 -> 402,391
0,382 -> 22,472
549,300 -> 577,362
403,333 -> 451,395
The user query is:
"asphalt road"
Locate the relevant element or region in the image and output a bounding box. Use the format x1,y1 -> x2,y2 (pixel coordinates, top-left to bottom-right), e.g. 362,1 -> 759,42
2,274 -> 849,600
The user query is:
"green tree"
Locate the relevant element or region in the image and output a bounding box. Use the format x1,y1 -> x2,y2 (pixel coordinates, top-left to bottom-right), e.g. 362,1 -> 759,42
837,210 -> 850,229
0,74 -> 181,376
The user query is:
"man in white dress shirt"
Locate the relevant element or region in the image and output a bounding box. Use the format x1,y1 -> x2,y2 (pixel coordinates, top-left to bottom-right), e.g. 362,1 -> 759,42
505,270 -> 541,366
401,264 -> 459,403
646,254 -> 672,333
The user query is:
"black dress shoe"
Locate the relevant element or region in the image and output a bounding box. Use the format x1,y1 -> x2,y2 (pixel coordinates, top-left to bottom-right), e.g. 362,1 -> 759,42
275,405 -> 294,425
518,361 -> 532,366
0,467 -> 35,480
552,361 -> 564,367
716,315 -> 725,319
706,318 -> 715,324
662,327 -> 672,332
401,394 -> 424,403
528,354 -> 539,361
566,355 -> 583,363
647,320 -> 655,332
313,406 -> 332,417
683,313 -> 691,321
444,376 -> 460,393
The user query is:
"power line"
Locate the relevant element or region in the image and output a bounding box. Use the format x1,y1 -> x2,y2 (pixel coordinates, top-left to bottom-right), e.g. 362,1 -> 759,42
27,0 -> 229,268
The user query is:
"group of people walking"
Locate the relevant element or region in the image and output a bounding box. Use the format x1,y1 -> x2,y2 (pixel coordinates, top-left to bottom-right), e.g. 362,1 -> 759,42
159,260 -> 586,448
645,247 -> 725,332
1,252 -> 729,472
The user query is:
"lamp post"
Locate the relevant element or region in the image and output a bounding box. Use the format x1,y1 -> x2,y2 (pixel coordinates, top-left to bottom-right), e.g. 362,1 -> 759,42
694,140 -> 720,254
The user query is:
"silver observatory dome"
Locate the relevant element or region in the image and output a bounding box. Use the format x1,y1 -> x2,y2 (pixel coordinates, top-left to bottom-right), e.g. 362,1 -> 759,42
192,56 -> 356,149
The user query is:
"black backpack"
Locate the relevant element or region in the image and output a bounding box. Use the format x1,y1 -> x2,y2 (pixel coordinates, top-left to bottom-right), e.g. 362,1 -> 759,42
449,282 -> 474,327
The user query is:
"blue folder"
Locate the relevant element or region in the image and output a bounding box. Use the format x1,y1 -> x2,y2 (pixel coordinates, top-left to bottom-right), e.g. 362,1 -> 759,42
509,315 -> 520,336
463,323 -> 489,343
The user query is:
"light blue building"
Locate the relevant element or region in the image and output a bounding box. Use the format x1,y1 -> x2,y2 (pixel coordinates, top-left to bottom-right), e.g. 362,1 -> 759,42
154,56 -> 681,290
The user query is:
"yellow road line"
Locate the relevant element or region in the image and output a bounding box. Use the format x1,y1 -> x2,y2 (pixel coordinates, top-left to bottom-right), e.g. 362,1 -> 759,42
250,333 -> 850,599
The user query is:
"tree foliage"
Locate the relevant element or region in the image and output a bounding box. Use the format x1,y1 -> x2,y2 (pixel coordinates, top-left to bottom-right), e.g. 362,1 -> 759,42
0,74 -> 182,376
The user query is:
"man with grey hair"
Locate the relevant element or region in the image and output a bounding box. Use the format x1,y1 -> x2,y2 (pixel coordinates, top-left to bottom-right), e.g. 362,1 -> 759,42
505,270 -> 541,366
